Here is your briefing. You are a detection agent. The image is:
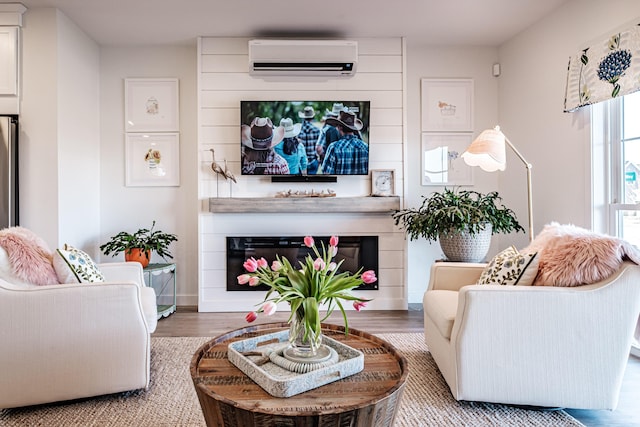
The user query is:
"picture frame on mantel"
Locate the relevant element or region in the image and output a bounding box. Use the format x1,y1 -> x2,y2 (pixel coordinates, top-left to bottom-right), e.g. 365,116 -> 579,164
421,78 -> 474,132
125,133 -> 180,187
124,78 -> 179,132
371,169 -> 395,197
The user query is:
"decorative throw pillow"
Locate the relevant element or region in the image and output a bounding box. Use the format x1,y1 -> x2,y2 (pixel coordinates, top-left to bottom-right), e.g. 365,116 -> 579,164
54,244 -> 105,283
522,222 -> 640,287
477,246 -> 539,286
0,246 -> 34,286
0,227 -> 59,286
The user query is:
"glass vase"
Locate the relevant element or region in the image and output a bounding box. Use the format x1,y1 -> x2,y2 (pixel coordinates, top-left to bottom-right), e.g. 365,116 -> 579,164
287,308 -> 322,358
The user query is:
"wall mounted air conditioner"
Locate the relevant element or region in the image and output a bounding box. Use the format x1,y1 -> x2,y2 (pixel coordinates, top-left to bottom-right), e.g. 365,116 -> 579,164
248,39 -> 358,77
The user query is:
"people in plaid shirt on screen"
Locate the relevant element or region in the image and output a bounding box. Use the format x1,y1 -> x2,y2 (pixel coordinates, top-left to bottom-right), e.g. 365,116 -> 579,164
321,110 -> 368,175
273,118 -> 308,174
240,117 -> 290,175
297,106 -> 321,174
316,103 -> 343,167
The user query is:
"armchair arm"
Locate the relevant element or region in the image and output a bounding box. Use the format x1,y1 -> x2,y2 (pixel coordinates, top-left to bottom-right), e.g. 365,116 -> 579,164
0,281 -> 152,338
427,261 -> 486,291
98,261 -> 145,286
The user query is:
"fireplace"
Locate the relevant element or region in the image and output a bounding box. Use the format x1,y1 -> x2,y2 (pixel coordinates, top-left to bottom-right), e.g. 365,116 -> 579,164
226,236 -> 379,291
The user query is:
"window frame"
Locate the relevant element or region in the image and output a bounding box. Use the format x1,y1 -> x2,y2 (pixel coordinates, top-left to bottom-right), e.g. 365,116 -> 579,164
593,95 -> 640,355
591,97 -> 640,238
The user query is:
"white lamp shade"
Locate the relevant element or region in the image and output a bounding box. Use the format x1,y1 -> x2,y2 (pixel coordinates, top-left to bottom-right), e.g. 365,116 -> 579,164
462,126 -> 507,172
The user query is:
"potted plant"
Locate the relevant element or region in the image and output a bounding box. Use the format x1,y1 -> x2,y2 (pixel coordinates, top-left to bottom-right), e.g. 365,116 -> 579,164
392,188 -> 524,262
100,221 -> 178,268
238,235 -> 375,358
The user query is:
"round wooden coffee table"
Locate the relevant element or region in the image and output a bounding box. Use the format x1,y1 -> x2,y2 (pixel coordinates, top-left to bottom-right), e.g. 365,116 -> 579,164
190,322 -> 408,427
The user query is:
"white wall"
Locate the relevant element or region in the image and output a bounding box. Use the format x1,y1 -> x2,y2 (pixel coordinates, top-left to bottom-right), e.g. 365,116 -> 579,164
403,44 -> 501,303
17,8 -> 199,304
497,0 -> 640,237
20,9 -> 199,302
56,11 -> 100,255
99,45 -> 198,305
19,8 -> 59,244
19,8 -> 101,250
197,37 -> 407,311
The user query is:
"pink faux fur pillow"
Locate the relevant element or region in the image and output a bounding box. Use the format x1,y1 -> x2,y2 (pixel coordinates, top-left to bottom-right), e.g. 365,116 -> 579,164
522,223 -> 640,287
0,227 -> 59,286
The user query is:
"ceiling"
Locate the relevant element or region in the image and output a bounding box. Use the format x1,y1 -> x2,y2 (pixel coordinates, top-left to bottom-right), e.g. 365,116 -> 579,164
8,0 -> 571,47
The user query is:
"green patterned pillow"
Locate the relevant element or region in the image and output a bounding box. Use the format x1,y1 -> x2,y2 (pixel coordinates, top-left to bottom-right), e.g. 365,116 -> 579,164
53,244 -> 105,283
477,246 -> 539,286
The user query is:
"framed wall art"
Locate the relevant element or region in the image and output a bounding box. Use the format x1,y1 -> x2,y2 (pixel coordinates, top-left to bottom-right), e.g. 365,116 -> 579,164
371,169 -> 395,196
421,133 -> 473,186
125,78 -> 179,132
421,78 -> 474,132
125,133 -> 180,186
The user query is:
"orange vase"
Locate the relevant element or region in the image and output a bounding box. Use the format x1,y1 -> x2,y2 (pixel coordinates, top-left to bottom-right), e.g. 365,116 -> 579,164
124,248 -> 151,268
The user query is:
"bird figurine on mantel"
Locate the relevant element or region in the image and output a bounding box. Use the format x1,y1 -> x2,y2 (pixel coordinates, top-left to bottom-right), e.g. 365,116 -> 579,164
223,159 -> 237,183
209,149 -> 225,177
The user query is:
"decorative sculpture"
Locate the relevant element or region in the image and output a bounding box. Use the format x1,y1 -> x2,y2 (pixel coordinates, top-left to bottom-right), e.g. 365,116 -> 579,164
209,149 -> 236,197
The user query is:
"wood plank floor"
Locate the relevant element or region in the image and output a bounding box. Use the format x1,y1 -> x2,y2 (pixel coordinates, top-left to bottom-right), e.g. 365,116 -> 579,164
154,307 -> 640,427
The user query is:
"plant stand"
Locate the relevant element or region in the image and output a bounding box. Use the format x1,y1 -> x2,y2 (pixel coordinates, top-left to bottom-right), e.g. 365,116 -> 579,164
143,263 -> 176,319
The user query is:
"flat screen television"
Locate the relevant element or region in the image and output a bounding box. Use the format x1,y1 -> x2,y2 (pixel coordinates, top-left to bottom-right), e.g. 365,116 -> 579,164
240,101 -> 370,177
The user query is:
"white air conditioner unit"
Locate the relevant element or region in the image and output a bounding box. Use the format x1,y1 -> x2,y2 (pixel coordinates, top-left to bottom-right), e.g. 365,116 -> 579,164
248,39 -> 358,77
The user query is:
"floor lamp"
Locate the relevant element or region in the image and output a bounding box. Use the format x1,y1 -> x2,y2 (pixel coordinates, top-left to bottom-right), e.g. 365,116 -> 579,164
461,126 -> 534,242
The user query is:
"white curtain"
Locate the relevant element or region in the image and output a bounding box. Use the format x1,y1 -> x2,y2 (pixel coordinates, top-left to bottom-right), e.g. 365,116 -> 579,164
564,23 -> 640,112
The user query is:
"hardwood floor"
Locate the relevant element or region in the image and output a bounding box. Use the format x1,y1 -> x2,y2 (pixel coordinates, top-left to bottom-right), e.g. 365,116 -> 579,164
154,307 -> 640,427
153,306 -> 425,337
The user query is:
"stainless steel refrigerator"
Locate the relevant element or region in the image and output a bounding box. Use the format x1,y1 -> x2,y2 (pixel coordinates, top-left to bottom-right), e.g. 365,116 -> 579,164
0,115 -> 18,229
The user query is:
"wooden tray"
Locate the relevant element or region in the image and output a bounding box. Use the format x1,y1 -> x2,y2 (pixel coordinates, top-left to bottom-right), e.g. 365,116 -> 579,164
228,329 -> 364,397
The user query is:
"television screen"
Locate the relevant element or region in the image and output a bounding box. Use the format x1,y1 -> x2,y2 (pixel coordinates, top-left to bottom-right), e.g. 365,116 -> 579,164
240,101 -> 370,176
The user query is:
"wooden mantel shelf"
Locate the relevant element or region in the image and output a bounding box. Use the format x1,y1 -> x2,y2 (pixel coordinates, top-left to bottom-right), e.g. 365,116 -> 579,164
209,196 -> 400,214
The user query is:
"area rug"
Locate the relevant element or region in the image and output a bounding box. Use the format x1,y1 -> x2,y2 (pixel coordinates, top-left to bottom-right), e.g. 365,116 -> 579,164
0,334 -> 584,426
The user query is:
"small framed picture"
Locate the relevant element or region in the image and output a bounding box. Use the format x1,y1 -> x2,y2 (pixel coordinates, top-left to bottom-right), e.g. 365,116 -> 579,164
371,169 -> 395,197
125,133 -> 180,186
421,133 -> 473,186
421,78 -> 474,132
124,78 -> 179,132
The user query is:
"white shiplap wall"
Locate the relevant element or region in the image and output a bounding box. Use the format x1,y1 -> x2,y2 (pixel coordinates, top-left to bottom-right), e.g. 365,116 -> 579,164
197,37 -> 406,312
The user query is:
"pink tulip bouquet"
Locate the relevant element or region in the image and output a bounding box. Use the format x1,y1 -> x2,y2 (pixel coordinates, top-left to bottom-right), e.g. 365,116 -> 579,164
239,236 -> 376,342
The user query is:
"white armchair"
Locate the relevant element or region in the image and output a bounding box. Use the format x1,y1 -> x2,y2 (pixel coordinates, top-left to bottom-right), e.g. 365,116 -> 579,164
423,260 -> 640,410
0,262 -> 157,408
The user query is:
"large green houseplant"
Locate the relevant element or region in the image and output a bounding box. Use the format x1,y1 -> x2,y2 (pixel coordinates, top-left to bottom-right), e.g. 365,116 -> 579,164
392,188 -> 524,262
100,221 -> 177,268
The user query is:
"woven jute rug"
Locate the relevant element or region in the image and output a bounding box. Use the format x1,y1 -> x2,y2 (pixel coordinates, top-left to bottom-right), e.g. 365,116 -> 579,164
0,333 -> 584,426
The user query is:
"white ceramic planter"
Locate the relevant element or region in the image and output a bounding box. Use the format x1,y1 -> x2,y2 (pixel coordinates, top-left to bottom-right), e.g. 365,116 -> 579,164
438,223 -> 492,262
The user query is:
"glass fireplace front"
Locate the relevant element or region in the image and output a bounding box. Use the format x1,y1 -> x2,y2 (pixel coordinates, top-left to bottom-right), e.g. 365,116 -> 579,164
226,235 -> 379,291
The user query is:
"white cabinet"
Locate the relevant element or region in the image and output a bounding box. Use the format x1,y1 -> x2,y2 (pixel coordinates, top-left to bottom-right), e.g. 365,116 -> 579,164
0,27 -> 18,95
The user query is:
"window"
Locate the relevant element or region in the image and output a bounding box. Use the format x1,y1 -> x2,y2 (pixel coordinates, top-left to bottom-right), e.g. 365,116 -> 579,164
593,93 -> 640,356
616,92 -> 640,245
593,91 -> 640,247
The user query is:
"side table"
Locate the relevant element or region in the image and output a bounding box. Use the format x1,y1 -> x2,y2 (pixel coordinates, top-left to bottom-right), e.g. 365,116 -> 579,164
142,263 -> 176,319
190,322 -> 408,427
